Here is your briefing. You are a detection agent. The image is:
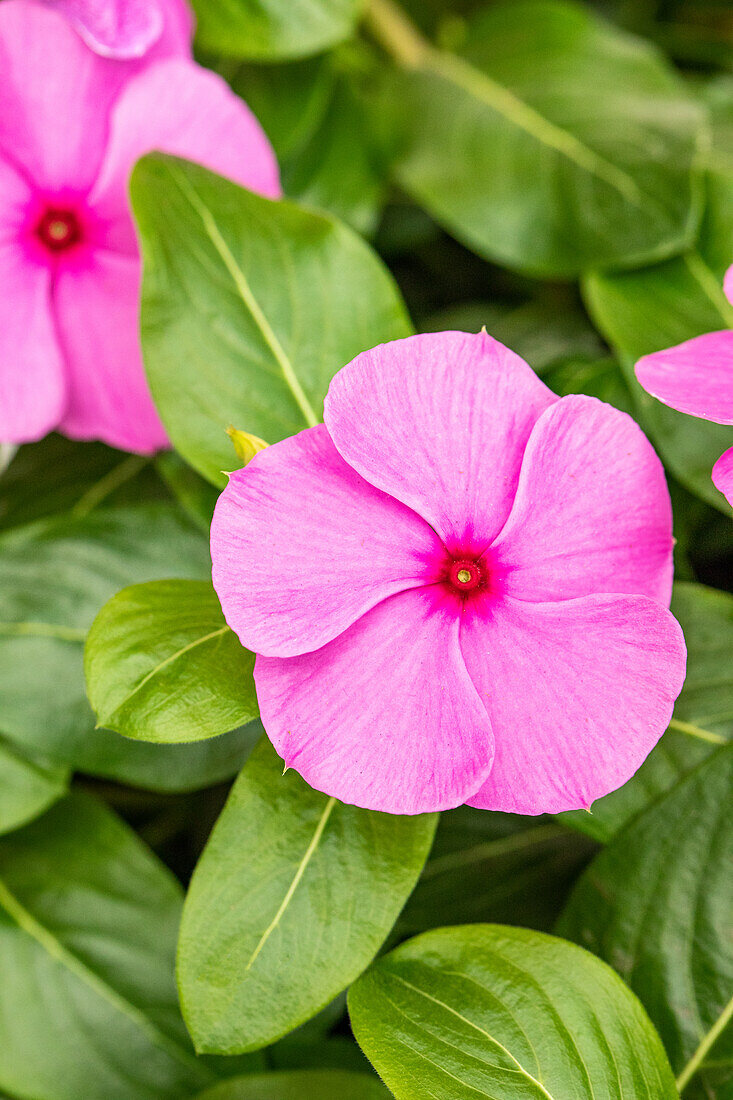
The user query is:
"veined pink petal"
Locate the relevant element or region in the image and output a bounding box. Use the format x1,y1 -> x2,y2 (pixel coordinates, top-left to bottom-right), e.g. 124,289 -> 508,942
211,425 -> 445,659
89,57 -> 280,250
40,0 -> 164,59
491,395 -> 673,605
53,250 -> 167,452
635,331 -> 733,425
463,594 -> 686,815
255,588 -> 495,814
324,331 -> 557,548
712,446 -> 733,507
0,2 -> 119,191
0,242 -> 66,443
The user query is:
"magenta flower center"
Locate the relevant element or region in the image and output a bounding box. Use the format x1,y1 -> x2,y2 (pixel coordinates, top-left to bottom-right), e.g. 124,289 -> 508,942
35,207 -> 83,253
447,557 -> 484,593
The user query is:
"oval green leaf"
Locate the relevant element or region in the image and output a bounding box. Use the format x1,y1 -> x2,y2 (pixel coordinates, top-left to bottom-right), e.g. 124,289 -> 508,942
380,0 -> 703,276
348,923 -> 678,1099
178,738 -> 436,1054
191,0 -> 363,60
0,739 -> 68,837
85,580 -> 257,744
558,746 -> 733,1098
131,155 -> 411,486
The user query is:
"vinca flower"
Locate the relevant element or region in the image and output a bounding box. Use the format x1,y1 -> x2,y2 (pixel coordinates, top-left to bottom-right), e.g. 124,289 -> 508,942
635,266 -> 733,508
36,0 -> 192,59
0,1 -> 280,452
212,332 -> 687,816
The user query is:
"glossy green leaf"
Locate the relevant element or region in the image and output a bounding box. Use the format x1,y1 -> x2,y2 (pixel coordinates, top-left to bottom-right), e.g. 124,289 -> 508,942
381,0 -> 703,276
558,746 -> 733,1098
0,738 -> 68,837
561,581 -> 732,841
0,792 -> 215,1100
193,1069 -> 390,1099
131,155 -> 411,485
178,738 -> 436,1054
190,0 -> 363,60
399,807 -> 595,934
85,580 -> 257,744
583,168 -> 733,511
0,503 -> 256,790
349,923 -> 678,1099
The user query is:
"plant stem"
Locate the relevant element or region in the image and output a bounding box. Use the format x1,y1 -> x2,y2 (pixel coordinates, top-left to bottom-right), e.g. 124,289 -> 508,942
363,0 -> 430,67
676,993 -> 733,1093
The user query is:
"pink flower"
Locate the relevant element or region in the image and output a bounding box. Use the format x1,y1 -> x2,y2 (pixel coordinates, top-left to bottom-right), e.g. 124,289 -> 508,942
0,1 -> 280,453
35,0 -> 192,59
635,265 -> 733,508
211,331 -> 686,816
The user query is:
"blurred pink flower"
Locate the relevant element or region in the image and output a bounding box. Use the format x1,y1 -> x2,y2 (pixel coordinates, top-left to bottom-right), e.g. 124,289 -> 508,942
211,331 -> 686,816
0,1 -> 280,452
36,0 -> 192,59
635,265 -> 733,508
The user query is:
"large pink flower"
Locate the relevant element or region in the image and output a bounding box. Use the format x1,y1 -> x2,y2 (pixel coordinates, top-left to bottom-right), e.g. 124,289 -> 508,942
635,265 -> 733,508
211,331 -> 686,816
36,0 -> 193,59
0,1 -> 280,453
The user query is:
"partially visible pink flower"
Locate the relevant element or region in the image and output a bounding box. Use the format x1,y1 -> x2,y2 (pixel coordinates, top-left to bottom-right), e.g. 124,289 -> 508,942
211,331 -> 686,816
0,1 -> 279,453
36,0 -> 192,60
635,266 -> 733,507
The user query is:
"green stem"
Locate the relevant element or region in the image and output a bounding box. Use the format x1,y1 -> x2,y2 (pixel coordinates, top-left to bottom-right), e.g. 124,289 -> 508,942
676,993 -> 733,1093
363,0 -> 430,67
668,718 -> 727,746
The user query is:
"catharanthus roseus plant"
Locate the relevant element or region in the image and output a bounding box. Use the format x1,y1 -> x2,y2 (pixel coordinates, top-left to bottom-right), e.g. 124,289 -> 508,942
0,0 -> 279,453
211,331 -> 687,815
636,264 -> 733,507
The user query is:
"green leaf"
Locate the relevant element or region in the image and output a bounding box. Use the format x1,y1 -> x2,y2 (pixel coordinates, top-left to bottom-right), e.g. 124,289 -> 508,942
558,746 -> 733,1098
85,580 -> 257,744
0,503 -> 257,790
0,792 -> 215,1100
131,155 -> 411,485
399,807 -> 595,935
0,738 -> 68,837
190,0 -> 363,60
178,738 -> 436,1054
378,0 -> 704,276
348,923 -> 678,1099
193,1069 -> 391,1099
582,167 -> 733,511
561,581 -> 732,841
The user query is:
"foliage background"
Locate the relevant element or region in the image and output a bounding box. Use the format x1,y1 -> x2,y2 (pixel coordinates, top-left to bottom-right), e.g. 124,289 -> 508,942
0,0 -> 731,1097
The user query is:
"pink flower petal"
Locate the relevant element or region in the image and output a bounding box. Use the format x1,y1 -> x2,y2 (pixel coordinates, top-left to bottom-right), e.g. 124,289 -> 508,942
724,264 -> 733,307
491,395 -> 673,605
89,57 -> 280,248
0,2 -> 119,191
53,250 -> 167,452
255,588 -> 495,814
463,594 -> 686,815
211,425 -> 445,658
41,0 -> 165,59
635,331 -> 733,425
324,331 -> 557,548
0,243 -> 66,443
712,446 -> 733,507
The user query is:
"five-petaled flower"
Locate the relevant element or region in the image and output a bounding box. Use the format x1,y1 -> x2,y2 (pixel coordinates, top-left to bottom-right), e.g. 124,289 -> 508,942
636,264 -> 733,508
0,0 -> 280,453
212,331 -> 687,816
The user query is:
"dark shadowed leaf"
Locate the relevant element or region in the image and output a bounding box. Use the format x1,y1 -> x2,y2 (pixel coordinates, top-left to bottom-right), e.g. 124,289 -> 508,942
193,1069 -> 391,1099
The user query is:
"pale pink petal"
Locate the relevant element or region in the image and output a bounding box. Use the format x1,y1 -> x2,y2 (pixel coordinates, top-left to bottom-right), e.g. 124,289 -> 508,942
53,250 -> 167,452
0,2 -> 119,190
0,243 -> 66,443
324,331 -> 557,548
724,264 -> 733,307
211,425 -> 445,659
90,58 -> 280,249
712,446 -> 733,507
463,594 -> 686,815
40,0 -> 164,59
635,331 -> 733,425
255,588 -> 494,814
491,395 -> 673,605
